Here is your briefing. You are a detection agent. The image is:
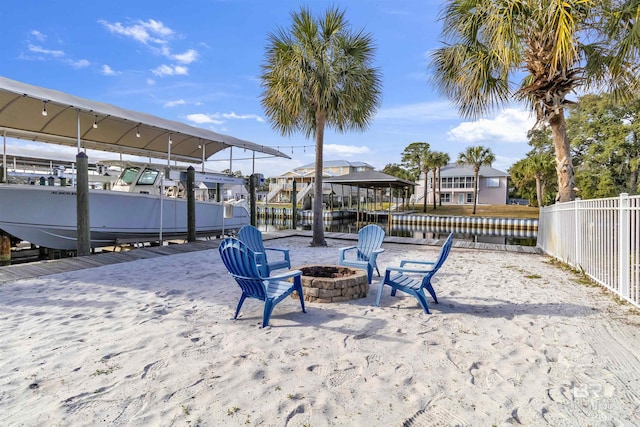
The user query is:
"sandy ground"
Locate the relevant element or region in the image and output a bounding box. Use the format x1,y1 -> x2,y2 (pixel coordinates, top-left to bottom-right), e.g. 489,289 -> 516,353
1,236 -> 639,426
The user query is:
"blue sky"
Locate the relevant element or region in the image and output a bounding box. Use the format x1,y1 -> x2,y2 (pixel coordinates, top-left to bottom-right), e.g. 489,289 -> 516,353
1,0 -> 536,178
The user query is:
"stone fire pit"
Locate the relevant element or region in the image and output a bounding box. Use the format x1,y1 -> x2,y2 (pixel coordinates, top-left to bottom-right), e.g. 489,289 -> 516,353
292,265 -> 369,303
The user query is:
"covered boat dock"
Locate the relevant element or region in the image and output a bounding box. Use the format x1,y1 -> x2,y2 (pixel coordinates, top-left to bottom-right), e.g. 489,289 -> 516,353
0,76 -> 289,257
324,170 -> 416,226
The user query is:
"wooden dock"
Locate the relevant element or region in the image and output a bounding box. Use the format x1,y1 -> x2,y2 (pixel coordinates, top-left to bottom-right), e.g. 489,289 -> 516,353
0,231 -> 542,284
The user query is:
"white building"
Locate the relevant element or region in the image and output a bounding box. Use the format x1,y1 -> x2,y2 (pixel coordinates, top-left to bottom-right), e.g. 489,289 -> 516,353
414,163 -> 509,206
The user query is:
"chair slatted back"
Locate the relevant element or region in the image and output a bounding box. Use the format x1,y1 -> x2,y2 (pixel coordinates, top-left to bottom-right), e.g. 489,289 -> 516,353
421,232 -> 454,286
238,225 -> 266,253
219,238 -> 267,301
357,224 -> 385,261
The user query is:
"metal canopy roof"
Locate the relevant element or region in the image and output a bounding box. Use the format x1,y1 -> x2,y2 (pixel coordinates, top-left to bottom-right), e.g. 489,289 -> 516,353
0,76 -> 289,163
325,170 -> 415,189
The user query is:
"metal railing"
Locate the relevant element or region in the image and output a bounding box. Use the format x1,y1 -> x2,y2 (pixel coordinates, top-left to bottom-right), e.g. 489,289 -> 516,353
538,193 -> 640,308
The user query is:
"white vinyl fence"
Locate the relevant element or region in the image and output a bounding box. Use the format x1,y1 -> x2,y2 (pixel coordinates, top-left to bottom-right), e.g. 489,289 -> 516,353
538,193 -> 640,308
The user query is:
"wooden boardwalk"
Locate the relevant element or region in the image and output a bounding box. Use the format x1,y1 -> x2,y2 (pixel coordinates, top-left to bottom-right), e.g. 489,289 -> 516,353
0,231 -> 542,284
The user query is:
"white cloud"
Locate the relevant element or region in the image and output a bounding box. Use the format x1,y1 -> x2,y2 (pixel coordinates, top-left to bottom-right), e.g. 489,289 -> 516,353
101,64 -> 118,75
141,19 -> 174,37
447,109 -> 535,144
100,19 -> 197,60
172,49 -> 198,64
376,101 -> 458,121
324,144 -> 371,156
146,78 -> 156,85
30,30 -> 46,42
70,59 -> 90,68
219,112 -> 264,123
186,113 -> 225,125
164,99 -> 202,108
165,99 -> 186,107
151,64 -> 188,76
28,44 -> 64,57
186,112 -> 264,124
99,18 -> 174,45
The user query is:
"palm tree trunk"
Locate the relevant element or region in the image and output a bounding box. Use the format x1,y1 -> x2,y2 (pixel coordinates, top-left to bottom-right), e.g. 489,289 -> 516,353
311,112 -> 327,247
437,167 -> 442,206
535,175 -> 543,207
473,169 -> 479,215
431,167 -> 437,210
422,168 -> 428,213
549,110 -> 575,202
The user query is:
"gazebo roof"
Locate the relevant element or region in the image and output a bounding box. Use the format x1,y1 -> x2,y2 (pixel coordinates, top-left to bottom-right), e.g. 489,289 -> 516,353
325,170 -> 415,189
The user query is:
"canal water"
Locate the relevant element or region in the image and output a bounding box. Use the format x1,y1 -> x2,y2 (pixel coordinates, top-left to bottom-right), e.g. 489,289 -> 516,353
257,218 -> 537,247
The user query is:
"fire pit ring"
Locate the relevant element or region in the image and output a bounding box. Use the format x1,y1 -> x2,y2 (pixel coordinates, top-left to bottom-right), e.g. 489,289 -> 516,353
292,264 -> 369,303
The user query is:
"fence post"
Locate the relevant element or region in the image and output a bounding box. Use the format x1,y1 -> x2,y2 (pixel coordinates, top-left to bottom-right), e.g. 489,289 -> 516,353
619,193 -> 630,299
575,198 -> 581,268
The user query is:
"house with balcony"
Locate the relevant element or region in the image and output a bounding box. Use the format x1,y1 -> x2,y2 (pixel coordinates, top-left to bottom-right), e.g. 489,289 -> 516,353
266,160 -> 375,205
414,163 -> 509,206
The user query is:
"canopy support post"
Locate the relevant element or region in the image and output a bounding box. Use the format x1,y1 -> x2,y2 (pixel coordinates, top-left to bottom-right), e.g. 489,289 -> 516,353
2,130 -> 6,183
76,109 -> 91,256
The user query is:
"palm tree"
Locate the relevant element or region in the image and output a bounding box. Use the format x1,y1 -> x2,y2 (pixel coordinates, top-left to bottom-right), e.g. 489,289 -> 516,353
434,151 -> 450,207
401,142 -> 431,212
457,146 -> 495,215
430,0 -> 640,203
424,152 -> 439,210
524,154 -> 552,207
260,6 -> 382,246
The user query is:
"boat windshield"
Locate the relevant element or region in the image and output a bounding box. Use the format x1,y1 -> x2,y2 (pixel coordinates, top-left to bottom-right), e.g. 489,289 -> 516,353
119,167 -> 140,185
137,168 -> 159,185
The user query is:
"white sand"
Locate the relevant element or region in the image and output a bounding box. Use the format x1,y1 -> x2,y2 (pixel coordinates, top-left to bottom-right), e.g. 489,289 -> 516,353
1,236 -> 639,426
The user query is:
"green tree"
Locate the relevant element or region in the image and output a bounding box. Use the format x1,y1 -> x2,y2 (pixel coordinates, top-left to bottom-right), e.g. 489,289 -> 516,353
457,145 -> 495,214
430,0 -> 640,203
424,151 -> 442,210
260,6 -> 382,246
510,129 -> 556,206
566,93 -> 640,197
382,163 -> 411,180
511,153 -> 554,207
400,142 -> 432,212
382,163 -> 412,198
434,151 -> 450,207
222,169 -> 243,178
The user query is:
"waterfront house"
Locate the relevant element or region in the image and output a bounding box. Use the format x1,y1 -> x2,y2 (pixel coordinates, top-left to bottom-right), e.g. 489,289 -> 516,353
414,163 -> 509,206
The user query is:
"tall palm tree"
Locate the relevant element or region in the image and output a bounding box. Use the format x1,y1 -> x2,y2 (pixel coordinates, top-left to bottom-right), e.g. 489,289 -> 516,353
435,152 -> 450,207
401,142 -> 432,212
430,0 -> 640,203
457,146 -> 495,215
424,151 -> 439,210
524,154 -> 552,207
260,6 -> 382,246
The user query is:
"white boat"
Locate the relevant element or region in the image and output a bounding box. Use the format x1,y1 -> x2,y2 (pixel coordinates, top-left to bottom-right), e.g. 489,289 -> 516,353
0,162 -> 250,250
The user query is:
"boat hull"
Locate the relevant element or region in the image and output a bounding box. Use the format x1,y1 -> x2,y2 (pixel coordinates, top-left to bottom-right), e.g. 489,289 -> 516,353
0,185 -> 249,250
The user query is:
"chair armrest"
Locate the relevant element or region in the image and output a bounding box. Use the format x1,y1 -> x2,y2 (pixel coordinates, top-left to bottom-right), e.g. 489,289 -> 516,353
264,247 -> 290,261
385,265 -> 434,274
372,248 -> 385,255
264,247 -> 289,255
338,246 -> 357,259
400,259 -> 435,268
268,269 -> 302,281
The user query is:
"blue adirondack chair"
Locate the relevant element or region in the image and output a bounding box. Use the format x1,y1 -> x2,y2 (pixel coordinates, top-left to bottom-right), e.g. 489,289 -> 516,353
338,224 -> 386,283
238,225 -> 291,277
218,237 -> 306,327
375,232 -> 454,314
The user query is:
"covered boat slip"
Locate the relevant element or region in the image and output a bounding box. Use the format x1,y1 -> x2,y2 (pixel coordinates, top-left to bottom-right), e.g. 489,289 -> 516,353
0,76 -> 289,255
324,170 -> 416,226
